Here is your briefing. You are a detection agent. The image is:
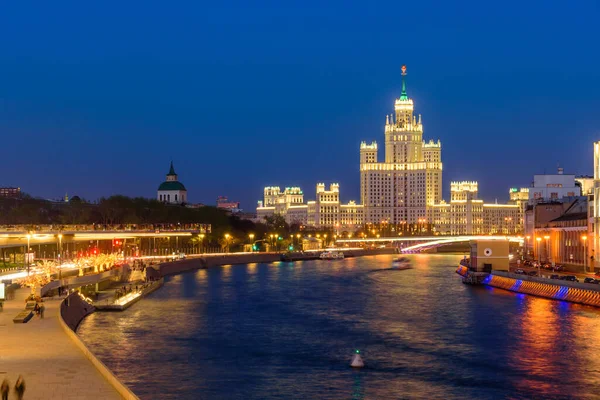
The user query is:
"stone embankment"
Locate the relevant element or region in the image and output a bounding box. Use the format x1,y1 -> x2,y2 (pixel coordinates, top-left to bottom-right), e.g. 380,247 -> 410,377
485,270 -> 600,307
146,248 -> 395,278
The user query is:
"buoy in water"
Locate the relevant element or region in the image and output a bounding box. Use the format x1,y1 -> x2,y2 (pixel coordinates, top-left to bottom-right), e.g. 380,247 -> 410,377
350,349 -> 364,368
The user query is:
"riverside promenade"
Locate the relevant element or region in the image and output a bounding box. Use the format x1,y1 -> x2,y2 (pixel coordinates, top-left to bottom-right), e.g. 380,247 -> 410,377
0,289 -> 122,399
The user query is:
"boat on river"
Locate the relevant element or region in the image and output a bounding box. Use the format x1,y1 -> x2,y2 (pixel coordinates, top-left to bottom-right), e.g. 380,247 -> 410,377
320,251 -> 344,260
392,257 -> 412,270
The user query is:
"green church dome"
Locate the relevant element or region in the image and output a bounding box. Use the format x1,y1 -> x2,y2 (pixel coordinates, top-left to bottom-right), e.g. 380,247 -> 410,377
158,181 -> 187,191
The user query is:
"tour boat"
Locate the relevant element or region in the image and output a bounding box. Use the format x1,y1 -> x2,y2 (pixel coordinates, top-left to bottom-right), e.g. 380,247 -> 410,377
392,257 -> 412,270
319,251 -> 345,260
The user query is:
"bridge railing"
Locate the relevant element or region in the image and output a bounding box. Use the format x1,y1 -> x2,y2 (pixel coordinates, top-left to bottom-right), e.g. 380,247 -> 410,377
0,223 -> 211,233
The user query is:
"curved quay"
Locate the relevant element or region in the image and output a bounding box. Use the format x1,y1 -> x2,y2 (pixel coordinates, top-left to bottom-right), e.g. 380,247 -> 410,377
59,293 -> 139,400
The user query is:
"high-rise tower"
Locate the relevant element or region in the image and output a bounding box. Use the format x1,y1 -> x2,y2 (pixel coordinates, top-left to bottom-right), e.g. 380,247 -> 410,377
360,66 -> 442,224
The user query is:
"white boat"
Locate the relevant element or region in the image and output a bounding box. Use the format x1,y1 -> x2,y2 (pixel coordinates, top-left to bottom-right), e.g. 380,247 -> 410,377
392,257 -> 412,270
320,251 -> 345,260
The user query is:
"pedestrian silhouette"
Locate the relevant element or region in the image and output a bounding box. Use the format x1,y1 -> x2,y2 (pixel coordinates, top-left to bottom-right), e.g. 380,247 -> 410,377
14,375 -> 25,400
1,378 -> 9,400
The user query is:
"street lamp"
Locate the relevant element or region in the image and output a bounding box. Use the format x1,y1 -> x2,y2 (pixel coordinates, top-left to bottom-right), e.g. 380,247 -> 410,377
25,233 -> 31,274
544,235 -> 550,264
536,237 -> 541,263
58,234 -> 63,280
199,234 -> 205,253
582,235 -> 588,272
249,233 -> 255,252
525,235 -> 531,259
224,234 -> 231,253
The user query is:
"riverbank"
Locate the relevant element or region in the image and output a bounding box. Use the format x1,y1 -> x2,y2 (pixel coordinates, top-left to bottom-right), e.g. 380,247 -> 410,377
482,270 -> 600,307
145,248 -> 395,279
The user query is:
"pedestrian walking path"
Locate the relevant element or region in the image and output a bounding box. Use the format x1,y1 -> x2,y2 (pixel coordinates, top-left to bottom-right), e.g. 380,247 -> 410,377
0,288 -> 122,399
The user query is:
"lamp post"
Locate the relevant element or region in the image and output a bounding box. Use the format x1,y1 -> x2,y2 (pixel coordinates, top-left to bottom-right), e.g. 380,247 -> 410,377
224,234 -> 231,253
544,235 -> 550,264
25,234 -> 31,274
582,235 -> 588,272
535,237 -> 542,276
249,234 -> 255,251
525,235 -> 531,259
199,234 -> 205,253
58,234 -> 63,280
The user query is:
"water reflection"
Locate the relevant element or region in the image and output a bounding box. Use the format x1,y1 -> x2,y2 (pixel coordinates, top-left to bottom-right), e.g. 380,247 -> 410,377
77,254 -> 600,399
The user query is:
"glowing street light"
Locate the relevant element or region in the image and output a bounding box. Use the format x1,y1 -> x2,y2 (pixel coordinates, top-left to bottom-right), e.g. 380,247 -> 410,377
543,235 -> 550,264
582,235 -> 588,272
536,237 -> 541,262
26,233 -> 31,273
58,233 -> 63,280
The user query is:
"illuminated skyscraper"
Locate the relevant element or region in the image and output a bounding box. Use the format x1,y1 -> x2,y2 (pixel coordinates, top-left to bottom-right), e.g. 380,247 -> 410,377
360,66 -> 442,224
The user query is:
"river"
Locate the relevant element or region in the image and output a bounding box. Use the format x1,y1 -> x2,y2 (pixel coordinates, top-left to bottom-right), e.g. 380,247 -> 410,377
77,254 -> 600,399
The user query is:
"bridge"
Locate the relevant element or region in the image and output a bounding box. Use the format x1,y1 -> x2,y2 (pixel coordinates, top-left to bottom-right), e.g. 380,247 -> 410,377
335,235 -> 524,253
0,224 -> 209,249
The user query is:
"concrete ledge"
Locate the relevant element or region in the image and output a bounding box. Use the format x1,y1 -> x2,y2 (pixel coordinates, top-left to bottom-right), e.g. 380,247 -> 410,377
13,309 -> 33,323
485,273 -> 600,307
59,294 -> 139,400
95,279 -> 164,311
493,270 -> 600,292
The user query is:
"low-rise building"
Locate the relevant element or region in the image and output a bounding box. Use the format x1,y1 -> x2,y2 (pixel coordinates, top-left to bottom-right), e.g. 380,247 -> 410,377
529,168 -> 580,205
0,187 -> 20,198
534,198 -> 588,266
216,196 -> 241,213
256,183 -> 363,230
429,181 -> 521,235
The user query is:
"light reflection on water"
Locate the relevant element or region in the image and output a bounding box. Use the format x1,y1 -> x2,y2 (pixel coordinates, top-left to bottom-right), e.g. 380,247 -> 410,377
77,254 -> 600,399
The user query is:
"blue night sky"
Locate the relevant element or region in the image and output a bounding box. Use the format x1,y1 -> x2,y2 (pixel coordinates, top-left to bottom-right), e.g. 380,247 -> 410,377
1,1 -> 599,208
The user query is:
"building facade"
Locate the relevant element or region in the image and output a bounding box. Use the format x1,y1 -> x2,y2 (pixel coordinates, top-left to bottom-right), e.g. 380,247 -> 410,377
529,168 -> 580,205
429,181 -> 521,235
534,198 -> 589,266
256,183 -> 363,230
216,196 -> 241,213
360,66 -> 442,225
0,187 -> 20,198
157,162 -> 187,204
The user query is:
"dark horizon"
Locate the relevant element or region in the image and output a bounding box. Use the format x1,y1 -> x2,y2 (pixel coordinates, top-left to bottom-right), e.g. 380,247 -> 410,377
1,1 -> 598,209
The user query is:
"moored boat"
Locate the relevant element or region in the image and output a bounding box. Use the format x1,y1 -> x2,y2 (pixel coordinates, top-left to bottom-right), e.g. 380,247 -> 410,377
320,251 -> 345,260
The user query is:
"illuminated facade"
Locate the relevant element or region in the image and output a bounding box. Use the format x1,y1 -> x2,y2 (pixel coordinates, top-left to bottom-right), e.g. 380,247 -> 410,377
256,184 -> 363,230
360,66 -> 442,224
529,168 -> 580,204
429,181 -> 521,235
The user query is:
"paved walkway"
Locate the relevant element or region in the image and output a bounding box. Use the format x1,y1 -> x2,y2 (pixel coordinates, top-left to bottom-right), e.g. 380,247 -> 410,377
0,288 -> 122,399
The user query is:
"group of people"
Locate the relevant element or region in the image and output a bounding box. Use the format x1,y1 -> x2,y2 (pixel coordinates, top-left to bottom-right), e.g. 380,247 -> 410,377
1,376 -> 25,400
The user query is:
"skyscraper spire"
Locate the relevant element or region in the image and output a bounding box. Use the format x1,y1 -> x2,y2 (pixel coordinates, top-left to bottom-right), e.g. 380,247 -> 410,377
399,65 -> 408,101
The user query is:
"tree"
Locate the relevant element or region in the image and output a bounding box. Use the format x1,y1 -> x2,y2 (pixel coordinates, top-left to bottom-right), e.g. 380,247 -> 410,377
37,260 -> 57,281
264,215 -> 289,232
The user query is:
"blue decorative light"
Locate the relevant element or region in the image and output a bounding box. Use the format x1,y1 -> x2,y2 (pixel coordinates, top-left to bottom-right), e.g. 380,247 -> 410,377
510,279 -> 523,291
554,286 -> 569,300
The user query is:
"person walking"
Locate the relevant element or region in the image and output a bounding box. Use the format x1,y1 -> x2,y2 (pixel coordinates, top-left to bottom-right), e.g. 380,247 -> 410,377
1,378 -> 9,400
40,303 -> 45,319
14,375 -> 25,400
